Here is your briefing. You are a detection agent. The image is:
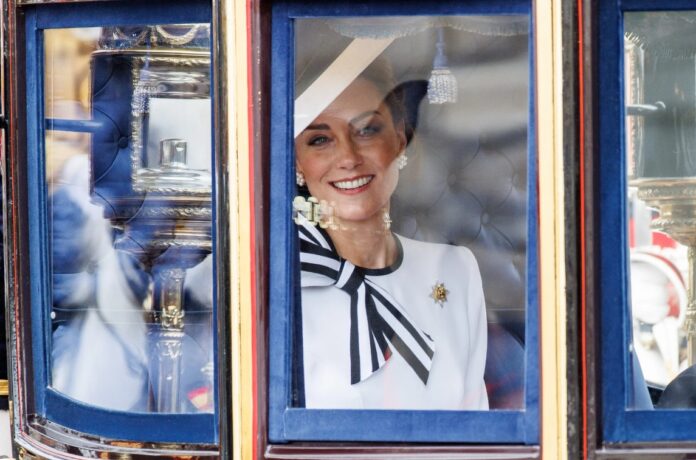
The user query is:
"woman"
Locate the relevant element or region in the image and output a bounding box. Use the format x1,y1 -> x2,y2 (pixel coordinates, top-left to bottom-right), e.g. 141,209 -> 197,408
294,59 -> 488,410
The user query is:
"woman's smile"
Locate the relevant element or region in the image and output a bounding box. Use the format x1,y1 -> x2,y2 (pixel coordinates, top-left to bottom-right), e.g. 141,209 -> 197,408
330,175 -> 374,193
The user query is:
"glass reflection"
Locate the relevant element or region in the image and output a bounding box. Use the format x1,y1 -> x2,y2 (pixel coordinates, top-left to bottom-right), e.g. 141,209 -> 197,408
292,17 -> 529,410
625,11 -> 696,409
45,25 -> 214,414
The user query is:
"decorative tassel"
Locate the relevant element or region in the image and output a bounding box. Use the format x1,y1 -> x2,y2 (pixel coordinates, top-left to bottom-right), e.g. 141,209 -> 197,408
427,27 -> 458,105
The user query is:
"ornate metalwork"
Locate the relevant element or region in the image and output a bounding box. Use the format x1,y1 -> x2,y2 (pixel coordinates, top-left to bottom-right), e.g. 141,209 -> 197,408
134,186 -> 211,195
157,268 -> 186,330
636,184 -> 696,200
94,48 -> 213,413
624,38 -> 645,178
128,52 -> 212,194
156,337 -> 184,360
135,207 -> 212,219
633,177 -> 696,363
99,25 -> 210,50
154,25 -> 204,46
113,27 -> 150,48
22,415 -> 218,457
148,240 -> 213,251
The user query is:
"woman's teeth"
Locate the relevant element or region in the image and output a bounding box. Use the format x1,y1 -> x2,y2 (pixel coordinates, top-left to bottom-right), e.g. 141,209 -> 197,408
332,176 -> 373,190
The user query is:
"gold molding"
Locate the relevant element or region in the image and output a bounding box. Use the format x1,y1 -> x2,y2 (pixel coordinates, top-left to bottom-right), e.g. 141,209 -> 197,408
224,0 -> 253,460
0,379 -> 8,396
536,0 -> 568,458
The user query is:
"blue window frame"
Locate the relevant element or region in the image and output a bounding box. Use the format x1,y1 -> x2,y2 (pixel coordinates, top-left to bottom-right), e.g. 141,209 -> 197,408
599,0 -> 696,444
268,0 -> 539,444
24,0 -> 216,444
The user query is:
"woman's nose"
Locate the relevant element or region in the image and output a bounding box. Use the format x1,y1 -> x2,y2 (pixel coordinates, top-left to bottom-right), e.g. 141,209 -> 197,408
335,138 -> 363,168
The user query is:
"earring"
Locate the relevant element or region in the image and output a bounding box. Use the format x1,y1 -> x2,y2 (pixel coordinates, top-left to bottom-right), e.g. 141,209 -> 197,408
383,211 -> 392,230
397,154 -> 408,170
296,171 -> 306,187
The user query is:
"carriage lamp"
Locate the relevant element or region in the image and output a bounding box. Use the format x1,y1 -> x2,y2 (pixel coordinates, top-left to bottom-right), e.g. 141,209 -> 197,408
135,138 -> 212,413
625,12 -> 696,365
90,25 -> 213,412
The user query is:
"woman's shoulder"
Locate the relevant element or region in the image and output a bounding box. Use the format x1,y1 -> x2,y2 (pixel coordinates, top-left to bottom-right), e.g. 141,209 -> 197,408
395,234 -> 480,275
397,234 -> 477,261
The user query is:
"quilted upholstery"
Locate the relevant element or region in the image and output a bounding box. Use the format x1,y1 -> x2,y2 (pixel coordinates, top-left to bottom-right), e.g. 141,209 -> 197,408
388,29 -> 529,408
392,125 -> 528,338
90,53 -> 143,221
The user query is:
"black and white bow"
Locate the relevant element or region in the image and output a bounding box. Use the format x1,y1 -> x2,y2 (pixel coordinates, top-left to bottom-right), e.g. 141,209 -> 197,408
298,217 -> 435,385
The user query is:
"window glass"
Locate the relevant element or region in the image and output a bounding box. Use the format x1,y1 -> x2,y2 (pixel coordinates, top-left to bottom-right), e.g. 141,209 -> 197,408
44,25 -> 214,414
292,16 -> 529,411
624,11 -> 696,409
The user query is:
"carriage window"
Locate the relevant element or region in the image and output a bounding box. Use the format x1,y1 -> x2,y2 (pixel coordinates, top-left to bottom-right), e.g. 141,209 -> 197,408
44,24 -> 214,415
598,2 -> 696,446
292,16 -> 528,411
624,11 -> 696,411
269,6 -> 537,444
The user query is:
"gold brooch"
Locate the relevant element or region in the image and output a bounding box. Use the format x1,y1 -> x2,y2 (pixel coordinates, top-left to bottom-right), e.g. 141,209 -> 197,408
430,281 -> 449,306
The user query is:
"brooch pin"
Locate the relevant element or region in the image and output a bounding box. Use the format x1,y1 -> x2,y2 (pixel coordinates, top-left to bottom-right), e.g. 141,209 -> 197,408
430,281 -> 449,307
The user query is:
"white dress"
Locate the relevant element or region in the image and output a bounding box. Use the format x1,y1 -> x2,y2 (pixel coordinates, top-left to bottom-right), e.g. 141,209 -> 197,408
301,235 -> 488,410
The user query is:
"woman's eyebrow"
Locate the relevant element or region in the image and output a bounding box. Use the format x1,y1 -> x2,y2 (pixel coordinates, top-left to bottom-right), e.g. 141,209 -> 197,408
304,123 -> 331,131
301,110 -> 382,133
350,110 -> 381,126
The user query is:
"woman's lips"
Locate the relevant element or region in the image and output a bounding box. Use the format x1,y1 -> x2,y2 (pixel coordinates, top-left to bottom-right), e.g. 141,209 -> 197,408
330,175 -> 374,193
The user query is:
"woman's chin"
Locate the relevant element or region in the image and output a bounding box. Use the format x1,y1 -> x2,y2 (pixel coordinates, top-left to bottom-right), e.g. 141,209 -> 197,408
334,208 -> 387,228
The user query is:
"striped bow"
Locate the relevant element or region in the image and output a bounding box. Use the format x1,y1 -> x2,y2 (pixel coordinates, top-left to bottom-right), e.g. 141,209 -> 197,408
298,218 -> 435,385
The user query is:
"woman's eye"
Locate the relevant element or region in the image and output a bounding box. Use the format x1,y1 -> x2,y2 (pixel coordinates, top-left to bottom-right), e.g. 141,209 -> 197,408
355,124 -> 382,137
307,135 -> 330,146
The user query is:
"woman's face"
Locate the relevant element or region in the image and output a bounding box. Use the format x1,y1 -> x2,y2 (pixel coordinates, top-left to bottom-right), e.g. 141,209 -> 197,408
295,77 -> 406,225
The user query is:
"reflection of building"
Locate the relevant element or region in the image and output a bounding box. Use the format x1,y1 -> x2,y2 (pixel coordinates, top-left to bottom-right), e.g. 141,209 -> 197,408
44,28 -> 96,185
44,28 -> 95,106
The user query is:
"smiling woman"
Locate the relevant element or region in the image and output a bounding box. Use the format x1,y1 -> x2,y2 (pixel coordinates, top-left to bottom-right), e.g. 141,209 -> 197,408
295,74 -> 406,266
292,53 -> 488,410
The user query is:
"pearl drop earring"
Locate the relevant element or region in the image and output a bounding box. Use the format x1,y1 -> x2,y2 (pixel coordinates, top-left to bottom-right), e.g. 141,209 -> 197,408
296,171 -> 306,187
383,211 -> 392,230
397,154 -> 408,170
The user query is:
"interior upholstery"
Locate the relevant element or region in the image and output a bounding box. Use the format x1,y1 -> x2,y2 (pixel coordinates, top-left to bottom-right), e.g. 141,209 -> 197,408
386,26 -> 529,409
